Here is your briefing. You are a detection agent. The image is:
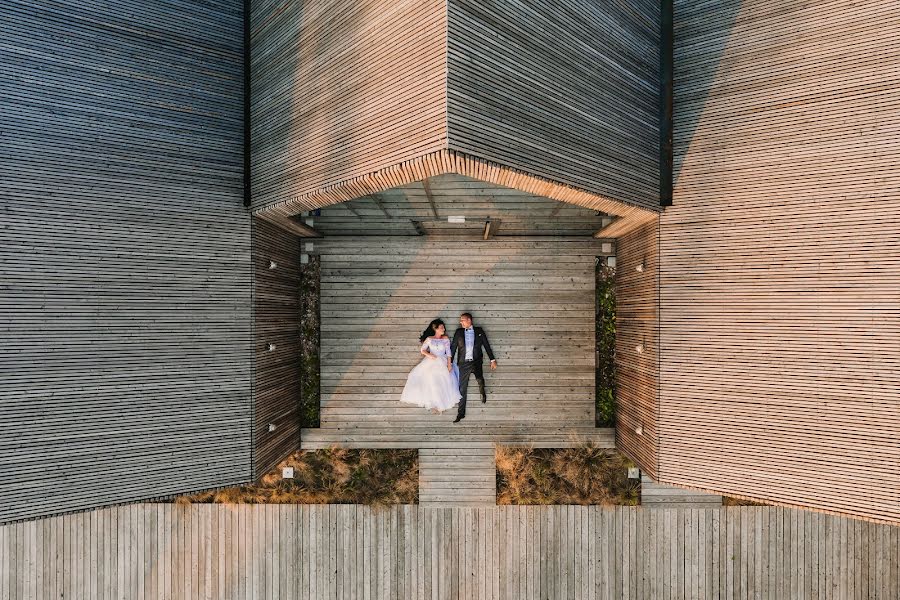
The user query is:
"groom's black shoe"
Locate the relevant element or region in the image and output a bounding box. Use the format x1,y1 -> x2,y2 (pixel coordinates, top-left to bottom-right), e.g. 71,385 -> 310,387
453,414 -> 464,423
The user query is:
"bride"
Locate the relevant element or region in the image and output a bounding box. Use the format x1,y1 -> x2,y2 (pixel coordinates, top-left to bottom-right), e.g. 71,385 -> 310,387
399,319 -> 462,413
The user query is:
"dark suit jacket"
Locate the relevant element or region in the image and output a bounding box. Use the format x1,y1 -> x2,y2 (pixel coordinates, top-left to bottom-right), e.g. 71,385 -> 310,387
450,326 -> 495,365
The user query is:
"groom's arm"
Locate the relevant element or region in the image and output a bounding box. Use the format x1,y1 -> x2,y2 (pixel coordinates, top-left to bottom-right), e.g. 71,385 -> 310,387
480,329 -> 496,363
449,329 -> 460,362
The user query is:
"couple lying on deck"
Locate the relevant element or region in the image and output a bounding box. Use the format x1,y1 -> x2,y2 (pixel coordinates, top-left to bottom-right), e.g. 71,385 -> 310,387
399,312 -> 497,423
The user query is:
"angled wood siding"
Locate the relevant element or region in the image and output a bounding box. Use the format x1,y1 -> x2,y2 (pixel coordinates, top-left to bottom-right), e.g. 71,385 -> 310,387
447,0 -> 662,211
249,0 -> 448,212
252,218 -> 301,476
660,0 -> 900,523
0,1 -> 250,523
615,220 -> 659,478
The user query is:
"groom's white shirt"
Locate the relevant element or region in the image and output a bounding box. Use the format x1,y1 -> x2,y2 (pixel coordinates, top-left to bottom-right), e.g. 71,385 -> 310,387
464,327 -> 475,360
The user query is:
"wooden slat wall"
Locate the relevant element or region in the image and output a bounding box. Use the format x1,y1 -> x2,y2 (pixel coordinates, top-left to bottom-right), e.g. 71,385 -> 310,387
615,220 -> 660,478
254,149 -> 658,238
660,0 -> 900,523
252,218 -> 301,477
447,0 -> 662,210
249,0 -> 448,212
2,504 -> 897,599
303,236 -> 610,449
0,1 -> 250,524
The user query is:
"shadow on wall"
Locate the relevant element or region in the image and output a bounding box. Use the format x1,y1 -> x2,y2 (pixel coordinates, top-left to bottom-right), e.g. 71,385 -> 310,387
672,0 -> 743,186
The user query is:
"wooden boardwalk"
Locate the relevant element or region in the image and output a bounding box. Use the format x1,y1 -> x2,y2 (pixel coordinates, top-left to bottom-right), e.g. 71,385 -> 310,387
2,504 -> 897,599
419,448 -> 497,507
641,475 -> 722,509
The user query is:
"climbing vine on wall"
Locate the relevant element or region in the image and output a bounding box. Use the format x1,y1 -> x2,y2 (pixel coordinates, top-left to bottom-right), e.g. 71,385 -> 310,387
596,258 -> 616,427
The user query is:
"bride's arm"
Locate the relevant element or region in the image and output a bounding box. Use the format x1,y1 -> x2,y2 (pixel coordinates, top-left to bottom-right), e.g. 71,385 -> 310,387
420,339 -> 436,359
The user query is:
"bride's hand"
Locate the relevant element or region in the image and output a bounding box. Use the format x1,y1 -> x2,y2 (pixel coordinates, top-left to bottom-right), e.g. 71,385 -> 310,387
447,362 -> 453,372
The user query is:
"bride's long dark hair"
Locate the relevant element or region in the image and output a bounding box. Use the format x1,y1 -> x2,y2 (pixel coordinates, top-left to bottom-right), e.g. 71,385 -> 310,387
419,319 -> 446,343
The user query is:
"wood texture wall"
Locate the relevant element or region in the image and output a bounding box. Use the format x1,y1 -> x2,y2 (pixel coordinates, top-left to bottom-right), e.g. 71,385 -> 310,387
252,218 -> 302,477
0,0 -> 250,524
659,0 -> 900,523
249,0 -> 448,212
2,504 -> 898,599
447,0 -> 661,210
614,220 -> 660,478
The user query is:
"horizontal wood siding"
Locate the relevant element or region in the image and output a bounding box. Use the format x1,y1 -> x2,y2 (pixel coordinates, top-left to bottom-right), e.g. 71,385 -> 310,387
0,1 -> 250,523
447,0 -> 662,210
302,236 -> 612,449
660,0 -> 900,523
2,504 -> 897,599
252,218 -> 301,477
249,0 -> 448,211
615,220 -> 659,478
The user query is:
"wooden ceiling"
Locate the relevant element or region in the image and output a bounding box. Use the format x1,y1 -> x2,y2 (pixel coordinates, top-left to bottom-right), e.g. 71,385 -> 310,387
308,174 -> 613,237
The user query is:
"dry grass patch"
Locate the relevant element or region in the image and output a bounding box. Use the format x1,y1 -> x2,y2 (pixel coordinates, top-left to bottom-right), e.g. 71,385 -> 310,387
177,448 -> 417,506
496,445 -> 639,505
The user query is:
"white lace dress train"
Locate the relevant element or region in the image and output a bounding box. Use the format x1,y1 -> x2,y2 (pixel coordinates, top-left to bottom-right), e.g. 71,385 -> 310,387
399,337 -> 461,411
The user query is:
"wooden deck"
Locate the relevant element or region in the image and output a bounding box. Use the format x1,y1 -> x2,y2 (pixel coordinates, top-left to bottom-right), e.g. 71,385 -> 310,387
2,504 -> 897,599
302,234 -> 614,502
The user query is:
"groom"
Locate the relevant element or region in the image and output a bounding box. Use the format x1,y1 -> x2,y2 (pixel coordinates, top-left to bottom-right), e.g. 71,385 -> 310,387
450,312 -> 497,423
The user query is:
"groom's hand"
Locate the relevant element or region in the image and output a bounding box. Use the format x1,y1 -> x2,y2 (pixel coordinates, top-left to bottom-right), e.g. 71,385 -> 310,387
490,360 -> 498,370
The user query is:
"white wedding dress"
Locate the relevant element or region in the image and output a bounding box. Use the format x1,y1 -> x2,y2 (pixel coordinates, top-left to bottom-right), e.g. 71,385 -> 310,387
399,337 -> 462,411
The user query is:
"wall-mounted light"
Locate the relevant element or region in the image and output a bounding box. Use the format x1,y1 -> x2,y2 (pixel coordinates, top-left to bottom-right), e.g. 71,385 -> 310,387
635,424 -> 644,436
282,467 -> 294,479
267,343 -> 276,352
635,262 -> 645,273
635,343 -> 644,354
268,260 -> 277,270
268,423 -> 277,432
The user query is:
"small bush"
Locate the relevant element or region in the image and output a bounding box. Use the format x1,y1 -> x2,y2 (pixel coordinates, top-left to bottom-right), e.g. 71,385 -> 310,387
177,448 -> 418,506
496,445 -> 639,505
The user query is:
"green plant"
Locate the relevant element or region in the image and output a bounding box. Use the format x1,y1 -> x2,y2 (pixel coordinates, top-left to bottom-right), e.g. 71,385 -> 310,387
596,259 -> 616,427
299,256 -> 321,428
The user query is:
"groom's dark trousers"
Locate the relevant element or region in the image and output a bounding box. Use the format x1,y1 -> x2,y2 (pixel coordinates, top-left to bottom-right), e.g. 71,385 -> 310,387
457,360 -> 485,418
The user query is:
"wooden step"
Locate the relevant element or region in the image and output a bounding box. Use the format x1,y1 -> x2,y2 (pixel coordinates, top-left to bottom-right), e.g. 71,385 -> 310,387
419,447 -> 497,507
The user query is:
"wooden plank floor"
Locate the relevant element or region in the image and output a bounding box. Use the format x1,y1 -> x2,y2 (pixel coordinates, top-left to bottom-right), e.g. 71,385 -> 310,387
2,504 -> 897,599
419,448 -> 497,507
641,475 -> 723,509
303,235 -> 613,453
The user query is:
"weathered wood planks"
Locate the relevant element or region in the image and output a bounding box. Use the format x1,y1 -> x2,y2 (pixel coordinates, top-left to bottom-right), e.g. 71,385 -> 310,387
252,218 -> 302,476
447,0 -> 662,210
615,219 -> 660,478
307,235 -> 610,450
0,0 -> 250,524
659,0 -> 900,524
1,504 -> 897,599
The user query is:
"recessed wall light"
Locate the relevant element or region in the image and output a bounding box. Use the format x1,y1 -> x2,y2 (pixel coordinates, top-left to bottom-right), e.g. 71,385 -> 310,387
635,262 -> 645,273
267,343 -> 276,352
635,344 -> 644,354
268,260 -> 277,270
268,423 -> 277,432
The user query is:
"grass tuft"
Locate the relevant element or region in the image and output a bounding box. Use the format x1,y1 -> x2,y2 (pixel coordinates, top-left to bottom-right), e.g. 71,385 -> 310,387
176,447 -> 418,506
496,444 -> 639,505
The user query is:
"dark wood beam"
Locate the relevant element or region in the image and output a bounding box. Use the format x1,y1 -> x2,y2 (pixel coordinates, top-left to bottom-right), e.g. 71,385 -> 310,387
483,217 -> 501,240
342,201 -> 363,219
369,194 -> 391,218
422,178 -> 439,219
287,216 -> 324,237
